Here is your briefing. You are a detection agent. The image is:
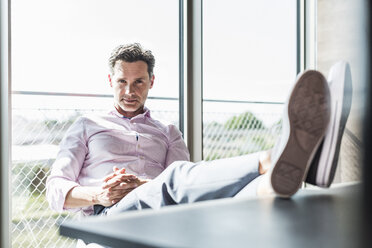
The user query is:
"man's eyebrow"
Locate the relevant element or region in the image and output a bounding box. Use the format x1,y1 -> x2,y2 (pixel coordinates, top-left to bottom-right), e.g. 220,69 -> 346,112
115,76 -> 147,81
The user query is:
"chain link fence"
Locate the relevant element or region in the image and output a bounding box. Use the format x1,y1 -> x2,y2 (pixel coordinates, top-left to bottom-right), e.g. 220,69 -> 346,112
203,111 -> 282,161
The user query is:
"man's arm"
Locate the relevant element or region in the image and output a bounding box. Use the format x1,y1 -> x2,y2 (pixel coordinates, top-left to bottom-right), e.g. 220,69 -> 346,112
64,186 -> 106,208
64,180 -> 139,208
165,125 -> 190,167
64,167 -> 147,209
46,117 -> 89,212
46,117 -> 140,211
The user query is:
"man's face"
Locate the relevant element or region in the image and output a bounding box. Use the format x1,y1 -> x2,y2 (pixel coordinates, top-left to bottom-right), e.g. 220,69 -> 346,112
109,60 -> 154,118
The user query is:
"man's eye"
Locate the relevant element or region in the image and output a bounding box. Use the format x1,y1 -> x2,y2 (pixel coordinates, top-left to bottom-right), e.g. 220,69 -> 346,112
136,80 -> 143,84
119,80 -> 126,83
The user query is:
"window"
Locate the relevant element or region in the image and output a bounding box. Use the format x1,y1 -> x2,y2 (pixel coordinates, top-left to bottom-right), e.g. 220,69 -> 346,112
12,0 -> 180,120
11,0 -> 179,247
202,0 -> 297,160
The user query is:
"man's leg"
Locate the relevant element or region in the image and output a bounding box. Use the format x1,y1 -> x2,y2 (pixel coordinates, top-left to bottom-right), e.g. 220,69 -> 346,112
104,152 -> 263,215
234,175 -> 263,198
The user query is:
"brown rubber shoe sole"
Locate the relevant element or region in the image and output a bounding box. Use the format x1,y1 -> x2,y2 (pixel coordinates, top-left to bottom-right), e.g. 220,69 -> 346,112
271,70 -> 331,197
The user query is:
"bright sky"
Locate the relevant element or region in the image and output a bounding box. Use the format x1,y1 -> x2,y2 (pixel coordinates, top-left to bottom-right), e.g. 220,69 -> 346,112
11,0 -> 296,118
11,0 -> 179,97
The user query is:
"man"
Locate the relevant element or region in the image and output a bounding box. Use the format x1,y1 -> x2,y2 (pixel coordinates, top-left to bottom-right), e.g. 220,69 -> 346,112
46,43 -> 352,217
46,43 -> 190,215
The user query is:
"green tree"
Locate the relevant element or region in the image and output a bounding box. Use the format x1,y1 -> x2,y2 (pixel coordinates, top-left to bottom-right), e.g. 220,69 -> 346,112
224,111 -> 265,130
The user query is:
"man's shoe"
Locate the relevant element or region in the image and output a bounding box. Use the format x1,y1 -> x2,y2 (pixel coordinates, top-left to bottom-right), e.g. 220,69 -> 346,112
270,70 -> 331,197
305,61 -> 353,187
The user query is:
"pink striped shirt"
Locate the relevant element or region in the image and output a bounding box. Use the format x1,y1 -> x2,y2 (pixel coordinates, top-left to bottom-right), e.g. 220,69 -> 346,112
46,108 -> 190,215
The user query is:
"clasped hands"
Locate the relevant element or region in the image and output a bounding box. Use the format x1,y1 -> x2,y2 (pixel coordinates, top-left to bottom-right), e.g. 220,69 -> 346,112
95,166 -> 149,207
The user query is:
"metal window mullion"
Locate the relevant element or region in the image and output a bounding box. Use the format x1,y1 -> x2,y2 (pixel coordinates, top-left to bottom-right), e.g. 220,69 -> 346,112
185,0 -> 203,162
305,0 -> 317,69
0,0 -> 11,247
179,0 -> 185,135
297,0 -> 305,74
297,0 -> 316,71
296,0 -> 317,73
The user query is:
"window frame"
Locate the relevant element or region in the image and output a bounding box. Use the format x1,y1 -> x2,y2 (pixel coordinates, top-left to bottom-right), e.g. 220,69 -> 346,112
184,0 -> 306,161
1,0 -> 307,246
0,0 -> 11,247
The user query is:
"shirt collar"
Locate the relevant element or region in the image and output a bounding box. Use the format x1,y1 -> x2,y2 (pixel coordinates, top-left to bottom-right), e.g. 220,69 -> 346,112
110,106 -> 151,120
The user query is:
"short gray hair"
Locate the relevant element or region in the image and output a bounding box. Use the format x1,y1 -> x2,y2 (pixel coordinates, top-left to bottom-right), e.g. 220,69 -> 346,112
108,43 -> 155,77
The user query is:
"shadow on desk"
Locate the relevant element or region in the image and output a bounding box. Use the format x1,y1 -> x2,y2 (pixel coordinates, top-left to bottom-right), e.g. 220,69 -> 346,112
60,183 -> 362,248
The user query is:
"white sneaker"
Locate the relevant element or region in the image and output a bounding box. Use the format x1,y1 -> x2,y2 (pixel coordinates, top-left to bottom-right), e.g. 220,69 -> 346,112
305,61 -> 353,187
270,70 -> 331,197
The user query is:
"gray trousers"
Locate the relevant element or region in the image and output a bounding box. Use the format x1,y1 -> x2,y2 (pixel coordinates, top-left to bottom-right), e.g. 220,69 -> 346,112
101,152 -> 262,216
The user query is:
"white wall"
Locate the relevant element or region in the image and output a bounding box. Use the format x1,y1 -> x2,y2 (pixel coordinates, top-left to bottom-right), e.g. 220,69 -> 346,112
317,0 -> 368,182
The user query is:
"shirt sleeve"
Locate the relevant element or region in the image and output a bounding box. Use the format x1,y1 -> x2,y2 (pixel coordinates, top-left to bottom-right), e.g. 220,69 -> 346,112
46,117 -> 88,212
165,125 -> 190,167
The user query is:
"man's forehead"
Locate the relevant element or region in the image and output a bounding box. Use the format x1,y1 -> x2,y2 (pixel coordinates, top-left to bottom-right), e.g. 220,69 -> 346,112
112,61 -> 149,78
114,60 -> 148,70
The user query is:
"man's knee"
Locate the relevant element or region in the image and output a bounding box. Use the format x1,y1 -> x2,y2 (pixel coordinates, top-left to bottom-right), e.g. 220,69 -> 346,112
159,160 -> 195,192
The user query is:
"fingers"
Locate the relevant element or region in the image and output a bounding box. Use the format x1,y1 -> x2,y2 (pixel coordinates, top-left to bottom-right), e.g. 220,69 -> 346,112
108,179 -> 139,191
106,188 -> 134,204
103,172 -> 116,182
113,167 -> 126,174
108,187 -> 134,197
99,178 -> 144,206
97,187 -> 133,206
117,181 -> 139,190
103,167 -> 127,182
102,174 -> 138,189
110,193 -> 130,204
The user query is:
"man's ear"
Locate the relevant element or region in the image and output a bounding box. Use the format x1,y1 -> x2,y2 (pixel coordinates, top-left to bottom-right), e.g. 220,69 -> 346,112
150,75 -> 155,89
108,74 -> 113,87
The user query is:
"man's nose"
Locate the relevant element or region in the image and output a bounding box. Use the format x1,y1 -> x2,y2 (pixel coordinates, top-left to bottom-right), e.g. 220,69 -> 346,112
125,84 -> 134,94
